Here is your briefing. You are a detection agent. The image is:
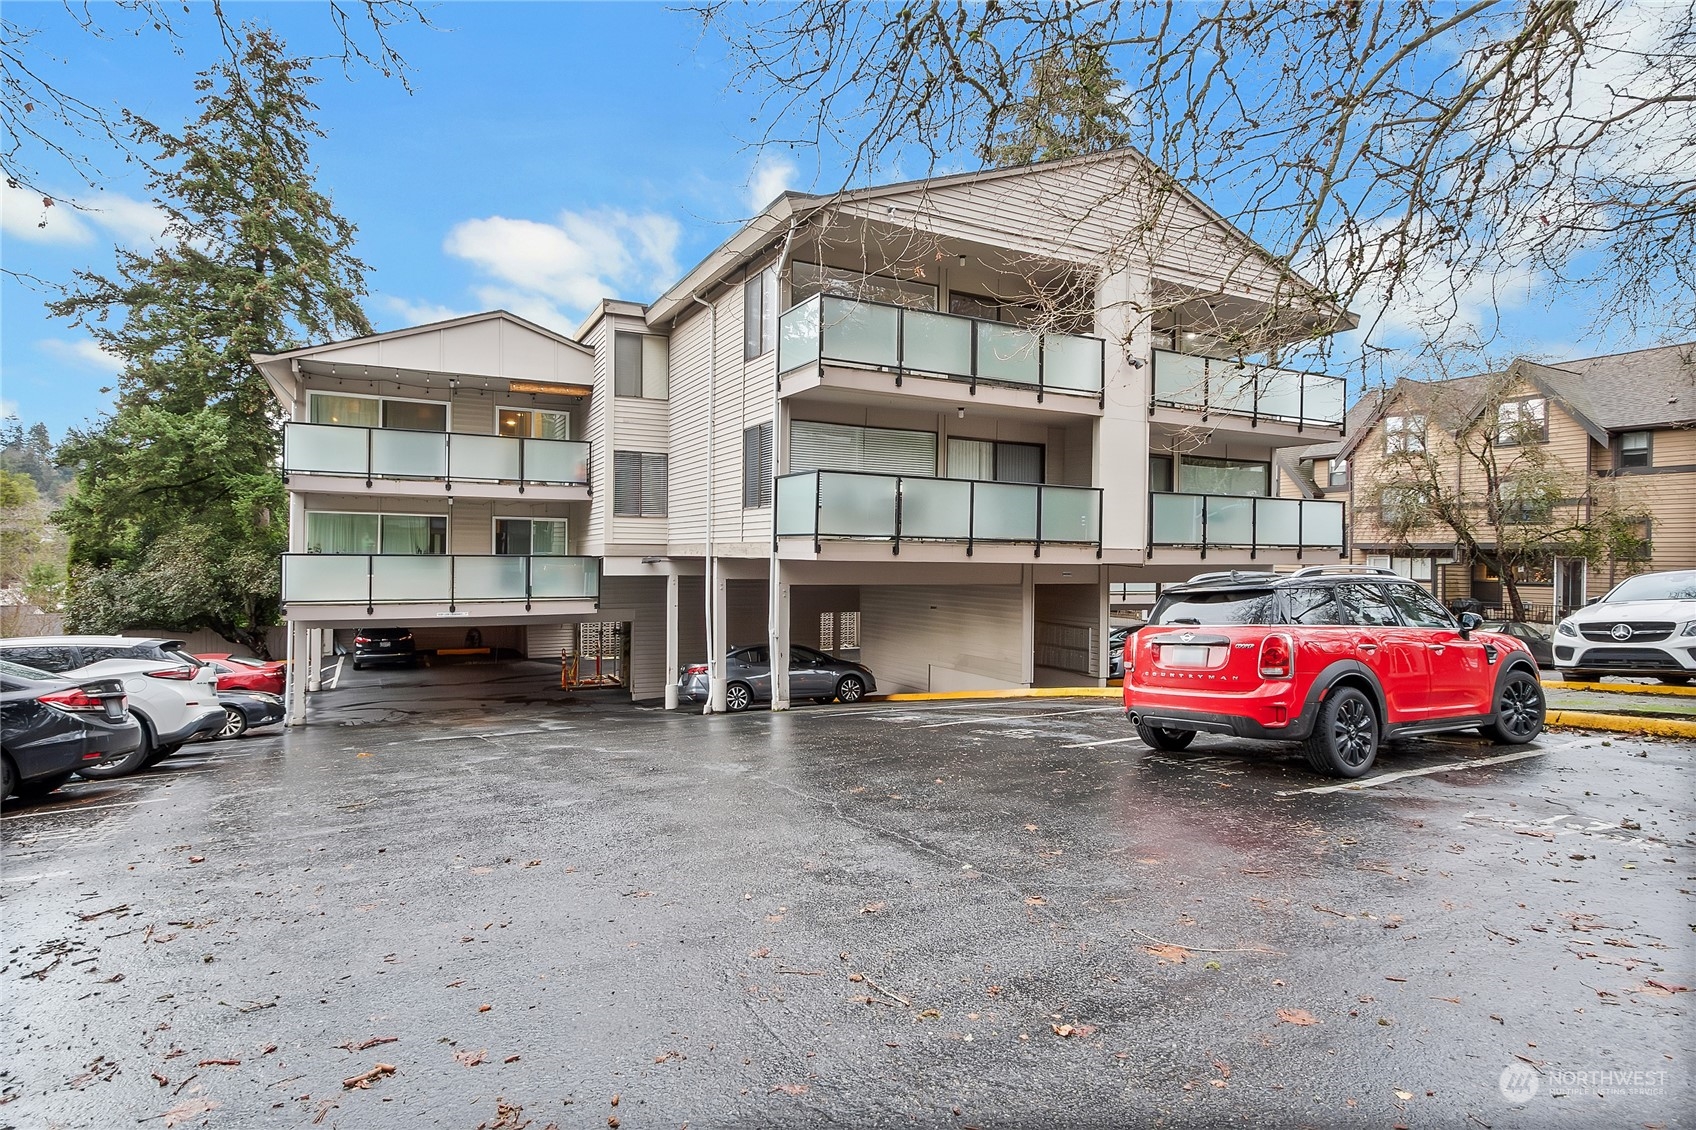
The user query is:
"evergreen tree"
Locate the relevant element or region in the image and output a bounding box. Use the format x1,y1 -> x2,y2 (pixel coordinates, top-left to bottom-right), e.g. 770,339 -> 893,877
48,26 -> 372,656
984,40 -> 1133,167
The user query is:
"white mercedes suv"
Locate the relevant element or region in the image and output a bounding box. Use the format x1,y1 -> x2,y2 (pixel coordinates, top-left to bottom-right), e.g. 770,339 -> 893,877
1552,569 -> 1696,684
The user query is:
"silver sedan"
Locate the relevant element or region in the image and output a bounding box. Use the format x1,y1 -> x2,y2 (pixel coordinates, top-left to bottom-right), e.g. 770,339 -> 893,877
678,645 -> 877,712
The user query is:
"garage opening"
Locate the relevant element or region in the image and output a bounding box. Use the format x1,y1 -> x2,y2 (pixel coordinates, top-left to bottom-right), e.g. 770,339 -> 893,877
563,621 -> 628,688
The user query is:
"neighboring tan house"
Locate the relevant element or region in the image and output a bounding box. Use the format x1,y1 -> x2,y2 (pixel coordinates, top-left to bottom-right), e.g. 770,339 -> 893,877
1319,344 -> 1695,620
256,149 -> 1364,721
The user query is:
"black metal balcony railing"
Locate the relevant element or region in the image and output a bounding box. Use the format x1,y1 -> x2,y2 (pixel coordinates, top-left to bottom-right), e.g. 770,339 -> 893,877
282,423 -> 590,491
1148,492 -> 1346,558
776,294 -> 1106,404
1150,349 -> 1346,430
281,553 -> 600,615
775,469 -> 1103,557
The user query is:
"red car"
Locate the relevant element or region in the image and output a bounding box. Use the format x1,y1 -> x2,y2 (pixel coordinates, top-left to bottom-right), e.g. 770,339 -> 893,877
195,653 -> 287,696
1122,566 -> 1545,778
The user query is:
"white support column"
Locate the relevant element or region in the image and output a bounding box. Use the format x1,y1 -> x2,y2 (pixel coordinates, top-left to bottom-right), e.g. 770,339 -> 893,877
306,628 -> 323,692
769,559 -> 791,711
664,572 -> 680,710
1098,567 -> 1112,688
1094,264 -> 1154,558
1020,564 -> 1037,687
707,559 -> 728,713
286,620 -> 310,726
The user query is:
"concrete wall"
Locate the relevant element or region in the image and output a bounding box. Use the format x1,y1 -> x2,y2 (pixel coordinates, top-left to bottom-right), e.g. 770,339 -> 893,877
860,584 -> 1025,694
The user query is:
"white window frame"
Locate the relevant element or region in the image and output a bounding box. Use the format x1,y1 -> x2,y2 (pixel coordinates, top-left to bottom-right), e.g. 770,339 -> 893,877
303,508 -> 448,555
307,390 -> 452,431
1385,413 -> 1427,454
491,515 -> 571,556
1495,397 -> 1548,445
614,332 -> 670,400
496,405 -> 571,440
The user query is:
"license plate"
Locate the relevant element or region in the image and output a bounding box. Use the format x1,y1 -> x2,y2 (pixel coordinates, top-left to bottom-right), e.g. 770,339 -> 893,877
104,702 -> 124,721
378,641 -> 391,649
1161,645 -> 1211,667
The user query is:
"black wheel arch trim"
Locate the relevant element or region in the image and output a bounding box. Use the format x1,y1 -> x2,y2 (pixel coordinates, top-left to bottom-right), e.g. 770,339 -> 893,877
1301,659 -> 1387,739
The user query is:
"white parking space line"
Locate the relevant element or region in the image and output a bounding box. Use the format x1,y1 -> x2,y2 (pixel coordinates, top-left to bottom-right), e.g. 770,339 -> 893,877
1,796 -> 174,821
919,708 -> 1094,728
1062,736 -> 1144,749
1275,747 -> 1553,796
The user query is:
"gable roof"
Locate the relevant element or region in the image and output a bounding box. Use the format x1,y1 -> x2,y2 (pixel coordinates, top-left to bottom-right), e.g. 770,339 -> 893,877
646,147 -> 1354,330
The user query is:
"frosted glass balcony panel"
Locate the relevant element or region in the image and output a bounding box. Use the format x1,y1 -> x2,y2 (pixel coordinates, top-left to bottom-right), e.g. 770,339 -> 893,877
1204,495 -> 1255,545
1255,497 -> 1305,546
371,555 -> 451,601
816,471 -> 897,537
523,438 -> 590,484
449,434 -> 520,481
775,473 -> 818,536
455,556 -> 526,600
1151,493 -> 1203,544
531,556 -> 598,599
285,423 -> 368,475
1303,500 -> 1345,546
371,429 -> 447,478
777,297 -> 821,373
974,482 -> 1039,540
1043,335 -> 1103,393
283,554 -> 369,602
1305,375 -> 1346,426
1152,351 -> 1210,407
1040,487 -> 1100,542
1255,370 -> 1305,421
1210,367 -> 1258,414
901,310 -> 973,377
820,296 -> 899,368
900,478 -> 973,539
976,324 -> 1040,386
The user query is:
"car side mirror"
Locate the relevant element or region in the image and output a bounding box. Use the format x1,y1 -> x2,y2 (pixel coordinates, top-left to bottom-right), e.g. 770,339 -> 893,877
1457,611 -> 1482,637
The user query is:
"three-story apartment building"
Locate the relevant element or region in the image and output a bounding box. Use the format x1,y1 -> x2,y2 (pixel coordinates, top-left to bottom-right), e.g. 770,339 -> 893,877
260,150 -> 1359,721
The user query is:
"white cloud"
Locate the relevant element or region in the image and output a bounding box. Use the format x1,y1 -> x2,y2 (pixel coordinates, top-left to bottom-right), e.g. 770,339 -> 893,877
0,399 -> 18,420
38,338 -> 124,374
469,287 -> 577,335
1,181 -> 96,244
0,182 -> 169,248
745,154 -> 798,215
442,207 -> 681,316
377,295 -> 472,327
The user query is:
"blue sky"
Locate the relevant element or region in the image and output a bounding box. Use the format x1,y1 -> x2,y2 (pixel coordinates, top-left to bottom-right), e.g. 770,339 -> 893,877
0,2 -> 1665,441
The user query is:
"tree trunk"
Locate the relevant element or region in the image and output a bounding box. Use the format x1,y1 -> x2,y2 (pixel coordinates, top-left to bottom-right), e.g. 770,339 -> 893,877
1500,574 -> 1527,622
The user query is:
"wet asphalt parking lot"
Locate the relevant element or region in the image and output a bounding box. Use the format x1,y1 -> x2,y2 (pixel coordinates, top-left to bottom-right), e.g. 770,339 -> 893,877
2,660 -> 1691,1129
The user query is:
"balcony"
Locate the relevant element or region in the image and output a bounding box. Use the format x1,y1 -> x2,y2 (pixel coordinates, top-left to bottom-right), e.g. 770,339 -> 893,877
282,423 -> 590,494
777,295 -> 1105,403
282,553 -> 600,612
1150,350 -> 1345,433
1149,492 -> 1345,557
775,469 -> 1102,556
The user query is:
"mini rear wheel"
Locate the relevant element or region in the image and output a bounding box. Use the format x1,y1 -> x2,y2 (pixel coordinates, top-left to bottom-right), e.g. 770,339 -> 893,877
1134,722 -> 1195,751
1481,670 -> 1545,744
1303,686 -> 1378,778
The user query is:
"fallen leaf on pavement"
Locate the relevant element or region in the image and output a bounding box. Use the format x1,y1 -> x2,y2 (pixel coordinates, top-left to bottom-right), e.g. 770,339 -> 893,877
342,1063 -> 396,1090
1394,1089 -> 1413,1100
1025,896 -> 1047,906
162,1098 -> 218,1127
1143,943 -> 1190,964
1640,980 -> 1689,995
454,1049 -> 488,1067
772,1083 -> 809,1095
860,901 -> 886,915
1276,1009 -> 1320,1026
188,857 -> 206,865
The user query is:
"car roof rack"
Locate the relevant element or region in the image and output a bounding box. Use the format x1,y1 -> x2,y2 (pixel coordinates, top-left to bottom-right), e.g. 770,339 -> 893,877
1290,565 -> 1400,578
1183,570 -> 1281,585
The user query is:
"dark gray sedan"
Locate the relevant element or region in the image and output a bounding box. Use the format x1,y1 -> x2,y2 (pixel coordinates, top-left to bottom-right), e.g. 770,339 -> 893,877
678,645 -> 877,712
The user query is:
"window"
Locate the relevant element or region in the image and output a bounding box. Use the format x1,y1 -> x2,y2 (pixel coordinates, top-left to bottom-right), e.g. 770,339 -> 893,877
498,408 -> 570,440
309,392 -> 446,431
1501,477 -> 1551,524
1496,397 -> 1548,445
1327,457 -> 1349,488
1177,456 -> 1269,496
1148,455 -> 1174,493
947,438 -> 1044,483
1379,486 -> 1427,526
304,511 -> 445,554
1284,588 -> 1343,625
743,422 -> 773,508
790,261 -> 938,310
743,266 -> 778,359
1385,584 -> 1454,629
613,451 -> 668,517
1618,431 -> 1651,468
788,420 -> 936,477
614,333 -> 669,399
1385,413 -> 1426,454
1337,583 -> 1400,626
494,518 -> 569,555
1370,554 -> 1434,581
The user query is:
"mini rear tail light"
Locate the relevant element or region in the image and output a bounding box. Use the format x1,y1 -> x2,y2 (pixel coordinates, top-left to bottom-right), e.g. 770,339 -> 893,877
145,666 -> 199,681
38,688 -> 108,713
1259,633 -> 1294,679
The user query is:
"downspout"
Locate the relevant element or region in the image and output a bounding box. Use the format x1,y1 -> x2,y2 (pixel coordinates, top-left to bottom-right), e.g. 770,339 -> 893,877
690,291 -> 724,713
767,219 -> 800,711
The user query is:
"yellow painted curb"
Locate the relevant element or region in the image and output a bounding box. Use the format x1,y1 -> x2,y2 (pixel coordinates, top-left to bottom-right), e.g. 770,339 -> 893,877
1542,680 -> 1696,697
874,687 -> 1121,703
1545,709 -> 1696,739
